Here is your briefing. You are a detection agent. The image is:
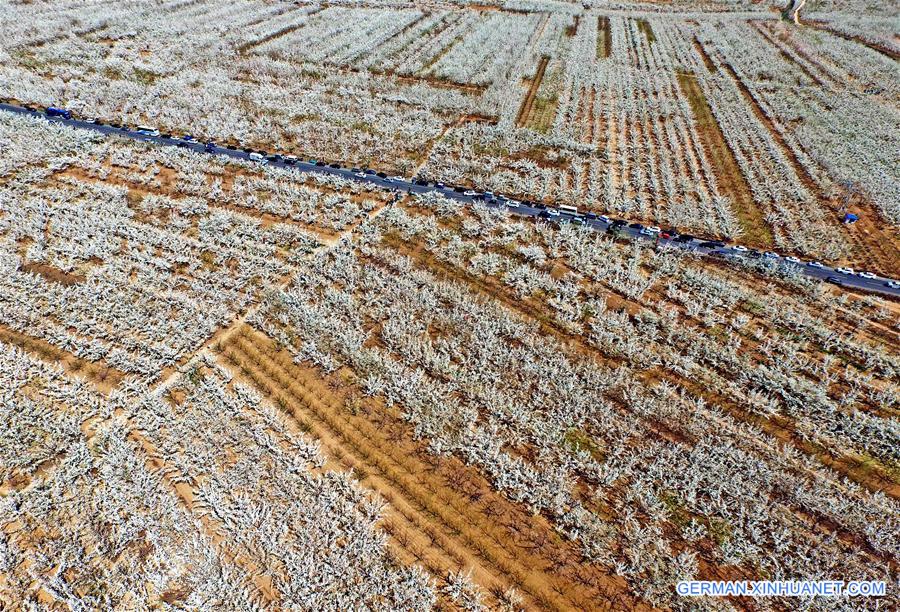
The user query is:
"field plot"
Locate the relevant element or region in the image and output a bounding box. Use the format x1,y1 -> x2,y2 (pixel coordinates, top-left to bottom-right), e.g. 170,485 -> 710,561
0,1 -> 897,270
0,341 -> 434,608
0,112 -> 393,387
241,195 -> 899,609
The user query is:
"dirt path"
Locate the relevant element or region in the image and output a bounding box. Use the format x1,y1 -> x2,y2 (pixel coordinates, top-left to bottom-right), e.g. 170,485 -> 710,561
516,56 -> 550,128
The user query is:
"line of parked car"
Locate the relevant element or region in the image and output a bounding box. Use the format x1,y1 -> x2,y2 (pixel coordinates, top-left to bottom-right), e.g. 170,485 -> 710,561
10,102 -> 898,292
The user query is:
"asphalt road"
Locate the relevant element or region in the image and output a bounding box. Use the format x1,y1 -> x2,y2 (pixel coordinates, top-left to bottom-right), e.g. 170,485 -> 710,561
3,102 -> 898,297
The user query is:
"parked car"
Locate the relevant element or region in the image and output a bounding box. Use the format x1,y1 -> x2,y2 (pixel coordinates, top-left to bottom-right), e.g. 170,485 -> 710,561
506,200 -> 521,208
763,251 -> 780,259
836,267 -> 854,275
857,271 -> 876,279
784,256 -> 801,264
46,107 -> 73,120
699,241 -> 725,249
825,276 -> 845,286
547,209 -> 560,216
673,234 -> 694,243
885,280 -> 900,289
730,245 -> 748,252
629,222 -> 644,230
807,261 -> 824,268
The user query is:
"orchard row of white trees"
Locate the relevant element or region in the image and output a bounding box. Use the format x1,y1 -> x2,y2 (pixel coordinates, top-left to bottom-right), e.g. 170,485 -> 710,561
249,195 -> 898,609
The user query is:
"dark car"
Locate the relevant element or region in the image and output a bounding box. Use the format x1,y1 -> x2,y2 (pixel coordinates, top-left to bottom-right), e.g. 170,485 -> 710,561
825,276 -> 845,286
265,154 -> 279,162
534,202 -> 547,210
204,142 -> 216,152
673,234 -> 694,243
315,161 -> 326,166
414,179 -> 427,186
629,222 -> 644,230
584,212 -> 598,220
610,219 -> 627,228
328,163 -> 341,169
698,240 -> 725,249
376,171 -> 388,179
748,249 -> 762,259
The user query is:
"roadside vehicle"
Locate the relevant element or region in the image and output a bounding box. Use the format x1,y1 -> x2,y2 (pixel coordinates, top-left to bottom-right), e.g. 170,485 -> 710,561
886,280 -> 900,289
285,155 -> 298,162
435,182 -> 446,189
639,228 -> 652,235
663,228 -> 679,237
533,203 -> 547,210
85,117 -> 100,124
249,152 -> 265,162
836,267 -> 854,275
328,163 -> 341,168
698,240 -> 724,249
826,276 -> 845,286
547,209 -> 560,217
354,171 -> 367,178
204,142 -> 216,153
646,226 -> 661,234
136,125 -> 160,136
414,179 -> 427,186
784,256 -> 801,264
483,191 -> 494,198
389,176 -> 404,182
807,261 -> 824,268
731,245 -> 748,252
584,212 -> 598,220
857,271 -> 876,279
265,154 -> 280,162
463,190 -> 478,196
763,251 -> 779,259
673,234 -> 694,243
314,161 -> 326,166
596,215 -> 610,223
661,232 -> 672,239
559,204 -> 578,215
46,107 -> 72,119
181,134 -> 195,141
506,200 -> 521,208
629,222 -> 644,230
571,217 -> 585,225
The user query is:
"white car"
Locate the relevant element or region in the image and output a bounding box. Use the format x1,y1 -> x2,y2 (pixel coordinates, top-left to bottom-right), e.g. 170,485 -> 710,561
463,190 -> 479,196
507,200 -> 521,208
284,155 -> 298,162
598,215 -> 611,224
646,226 -> 661,234
836,267 -> 854,275
857,271 -> 876,279
807,261 -> 824,268
354,171 -> 367,178
547,209 -> 560,217
731,245 -> 748,252
886,280 -> 900,289
784,256 -> 801,264
389,176 -> 404,182
248,152 -> 265,162
763,251 -> 780,259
